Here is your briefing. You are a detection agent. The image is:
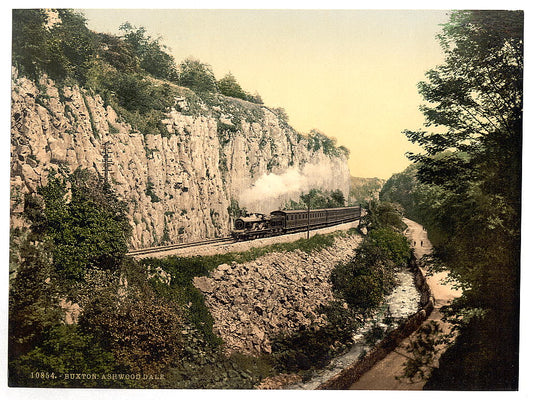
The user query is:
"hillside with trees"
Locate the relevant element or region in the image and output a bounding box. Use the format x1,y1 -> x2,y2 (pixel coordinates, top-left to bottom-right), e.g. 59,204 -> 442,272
9,9 -> 407,389
383,10 -> 522,390
349,176 -> 385,205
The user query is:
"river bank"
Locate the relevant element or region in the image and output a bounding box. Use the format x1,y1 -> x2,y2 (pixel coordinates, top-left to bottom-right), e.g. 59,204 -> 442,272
348,218 -> 461,390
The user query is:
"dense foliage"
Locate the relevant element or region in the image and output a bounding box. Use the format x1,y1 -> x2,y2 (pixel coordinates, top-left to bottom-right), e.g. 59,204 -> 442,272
9,169 -> 135,386
177,57 -> 218,93
284,188 -> 346,210
9,169 -> 194,387
23,169 -> 131,283
358,200 -> 407,233
331,227 -> 410,314
11,9 -> 265,137
12,9 -> 97,84
119,22 -> 179,82
270,302 -> 360,373
396,10 -> 522,389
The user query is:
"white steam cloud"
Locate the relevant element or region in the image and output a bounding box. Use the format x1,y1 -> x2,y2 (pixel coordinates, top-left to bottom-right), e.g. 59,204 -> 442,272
239,160 -> 346,212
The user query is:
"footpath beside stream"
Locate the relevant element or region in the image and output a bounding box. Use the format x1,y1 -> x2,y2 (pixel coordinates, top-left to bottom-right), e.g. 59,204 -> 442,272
347,218 -> 461,390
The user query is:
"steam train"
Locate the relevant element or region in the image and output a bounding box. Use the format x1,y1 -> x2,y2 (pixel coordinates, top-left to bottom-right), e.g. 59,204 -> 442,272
231,206 -> 362,240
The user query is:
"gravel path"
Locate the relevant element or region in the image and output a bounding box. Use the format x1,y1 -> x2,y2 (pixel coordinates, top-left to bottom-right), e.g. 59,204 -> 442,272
349,218 -> 462,390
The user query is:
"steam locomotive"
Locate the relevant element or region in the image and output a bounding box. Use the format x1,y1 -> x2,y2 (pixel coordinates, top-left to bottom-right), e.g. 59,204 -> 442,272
231,206 -> 362,240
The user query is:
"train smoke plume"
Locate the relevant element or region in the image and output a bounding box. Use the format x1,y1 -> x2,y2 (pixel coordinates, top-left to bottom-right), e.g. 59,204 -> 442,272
239,161 -> 344,212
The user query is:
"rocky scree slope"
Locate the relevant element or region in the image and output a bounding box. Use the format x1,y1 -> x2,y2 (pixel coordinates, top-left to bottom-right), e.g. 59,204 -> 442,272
10,72 -> 351,249
193,233 -> 363,355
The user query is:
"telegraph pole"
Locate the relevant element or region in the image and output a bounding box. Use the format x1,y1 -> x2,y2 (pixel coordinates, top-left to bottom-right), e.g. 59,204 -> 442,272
102,141 -> 113,188
307,199 -> 310,240
305,191 -> 314,240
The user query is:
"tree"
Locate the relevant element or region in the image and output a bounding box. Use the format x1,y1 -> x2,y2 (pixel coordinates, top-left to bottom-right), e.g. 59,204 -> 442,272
380,163 -> 449,244
178,58 -> 218,93
119,22 -> 178,82
12,9 -> 97,83
403,10 -> 522,389
217,72 -> 248,100
330,227 -> 409,315
25,169 -> 132,283
12,9 -> 49,79
95,32 -> 139,73
330,189 -> 346,207
358,200 -> 406,233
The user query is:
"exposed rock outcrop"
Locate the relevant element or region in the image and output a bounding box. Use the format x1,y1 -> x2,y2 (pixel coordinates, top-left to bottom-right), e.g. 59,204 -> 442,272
10,71 -> 351,249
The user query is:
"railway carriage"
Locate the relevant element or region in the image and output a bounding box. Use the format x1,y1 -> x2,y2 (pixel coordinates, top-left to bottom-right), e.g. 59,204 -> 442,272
232,206 -> 361,240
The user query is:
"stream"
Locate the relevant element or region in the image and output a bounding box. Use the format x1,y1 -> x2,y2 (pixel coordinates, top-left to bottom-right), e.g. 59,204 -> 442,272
287,269 -> 421,389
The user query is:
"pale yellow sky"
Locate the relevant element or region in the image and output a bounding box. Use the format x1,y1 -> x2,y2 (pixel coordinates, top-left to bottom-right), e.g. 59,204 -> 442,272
81,9 -> 449,179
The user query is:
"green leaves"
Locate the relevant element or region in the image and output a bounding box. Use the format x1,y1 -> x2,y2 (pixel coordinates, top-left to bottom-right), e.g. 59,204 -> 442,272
358,201 -> 406,233
119,22 -> 179,82
331,227 -> 409,314
397,10 -> 522,389
178,58 -> 218,94
26,169 -> 131,283
9,325 -> 118,388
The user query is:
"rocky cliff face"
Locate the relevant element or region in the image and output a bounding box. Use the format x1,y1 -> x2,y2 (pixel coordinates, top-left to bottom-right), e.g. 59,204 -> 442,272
10,71 -> 351,249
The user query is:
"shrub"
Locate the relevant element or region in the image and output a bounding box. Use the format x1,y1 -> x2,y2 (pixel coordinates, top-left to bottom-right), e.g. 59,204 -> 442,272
270,302 -> 360,373
79,264 -> 184,376
9,325 -> 119,388
23,168 -> 132,283
330,227 -> 410,314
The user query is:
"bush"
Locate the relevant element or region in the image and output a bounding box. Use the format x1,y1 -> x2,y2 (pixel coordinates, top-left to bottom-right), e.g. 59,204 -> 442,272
364,228 -> 412,268
330,227 -> 410,314
9,325 -> 119,388
24,168 -> 131,283
80,289 -> 184,376
270,302 -> 360,373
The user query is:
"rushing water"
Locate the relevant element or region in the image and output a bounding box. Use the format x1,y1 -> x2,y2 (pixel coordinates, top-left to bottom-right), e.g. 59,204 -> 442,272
287,269 -> 421,390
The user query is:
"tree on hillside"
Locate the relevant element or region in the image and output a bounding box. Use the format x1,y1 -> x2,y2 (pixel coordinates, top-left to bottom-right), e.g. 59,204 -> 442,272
178,58 -> 218,93
23,168 -> 132,283
12,9 -> 49,79
217,72 -> 248,99
96,32 -> 139,73
403,10 -> 522,390
12,9 -> 97,83
217,72 -> 264,104
119,22 -> 179,82
358,200 -> 406,233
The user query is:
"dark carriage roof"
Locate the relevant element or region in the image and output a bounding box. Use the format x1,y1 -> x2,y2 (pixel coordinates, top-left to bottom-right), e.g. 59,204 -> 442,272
271,206 -> 360,215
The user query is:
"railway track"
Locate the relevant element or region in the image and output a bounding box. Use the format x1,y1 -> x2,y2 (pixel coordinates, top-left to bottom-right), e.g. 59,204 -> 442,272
126,237 -> 235,257
127,216 -> 362,257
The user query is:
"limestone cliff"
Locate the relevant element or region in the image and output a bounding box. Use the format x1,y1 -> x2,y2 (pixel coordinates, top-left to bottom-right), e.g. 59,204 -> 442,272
10,70 -> 351,249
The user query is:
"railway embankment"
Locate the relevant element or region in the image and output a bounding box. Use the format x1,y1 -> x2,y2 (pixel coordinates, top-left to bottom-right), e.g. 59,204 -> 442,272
193,232 -> 363,355
138,220 -> 361,259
